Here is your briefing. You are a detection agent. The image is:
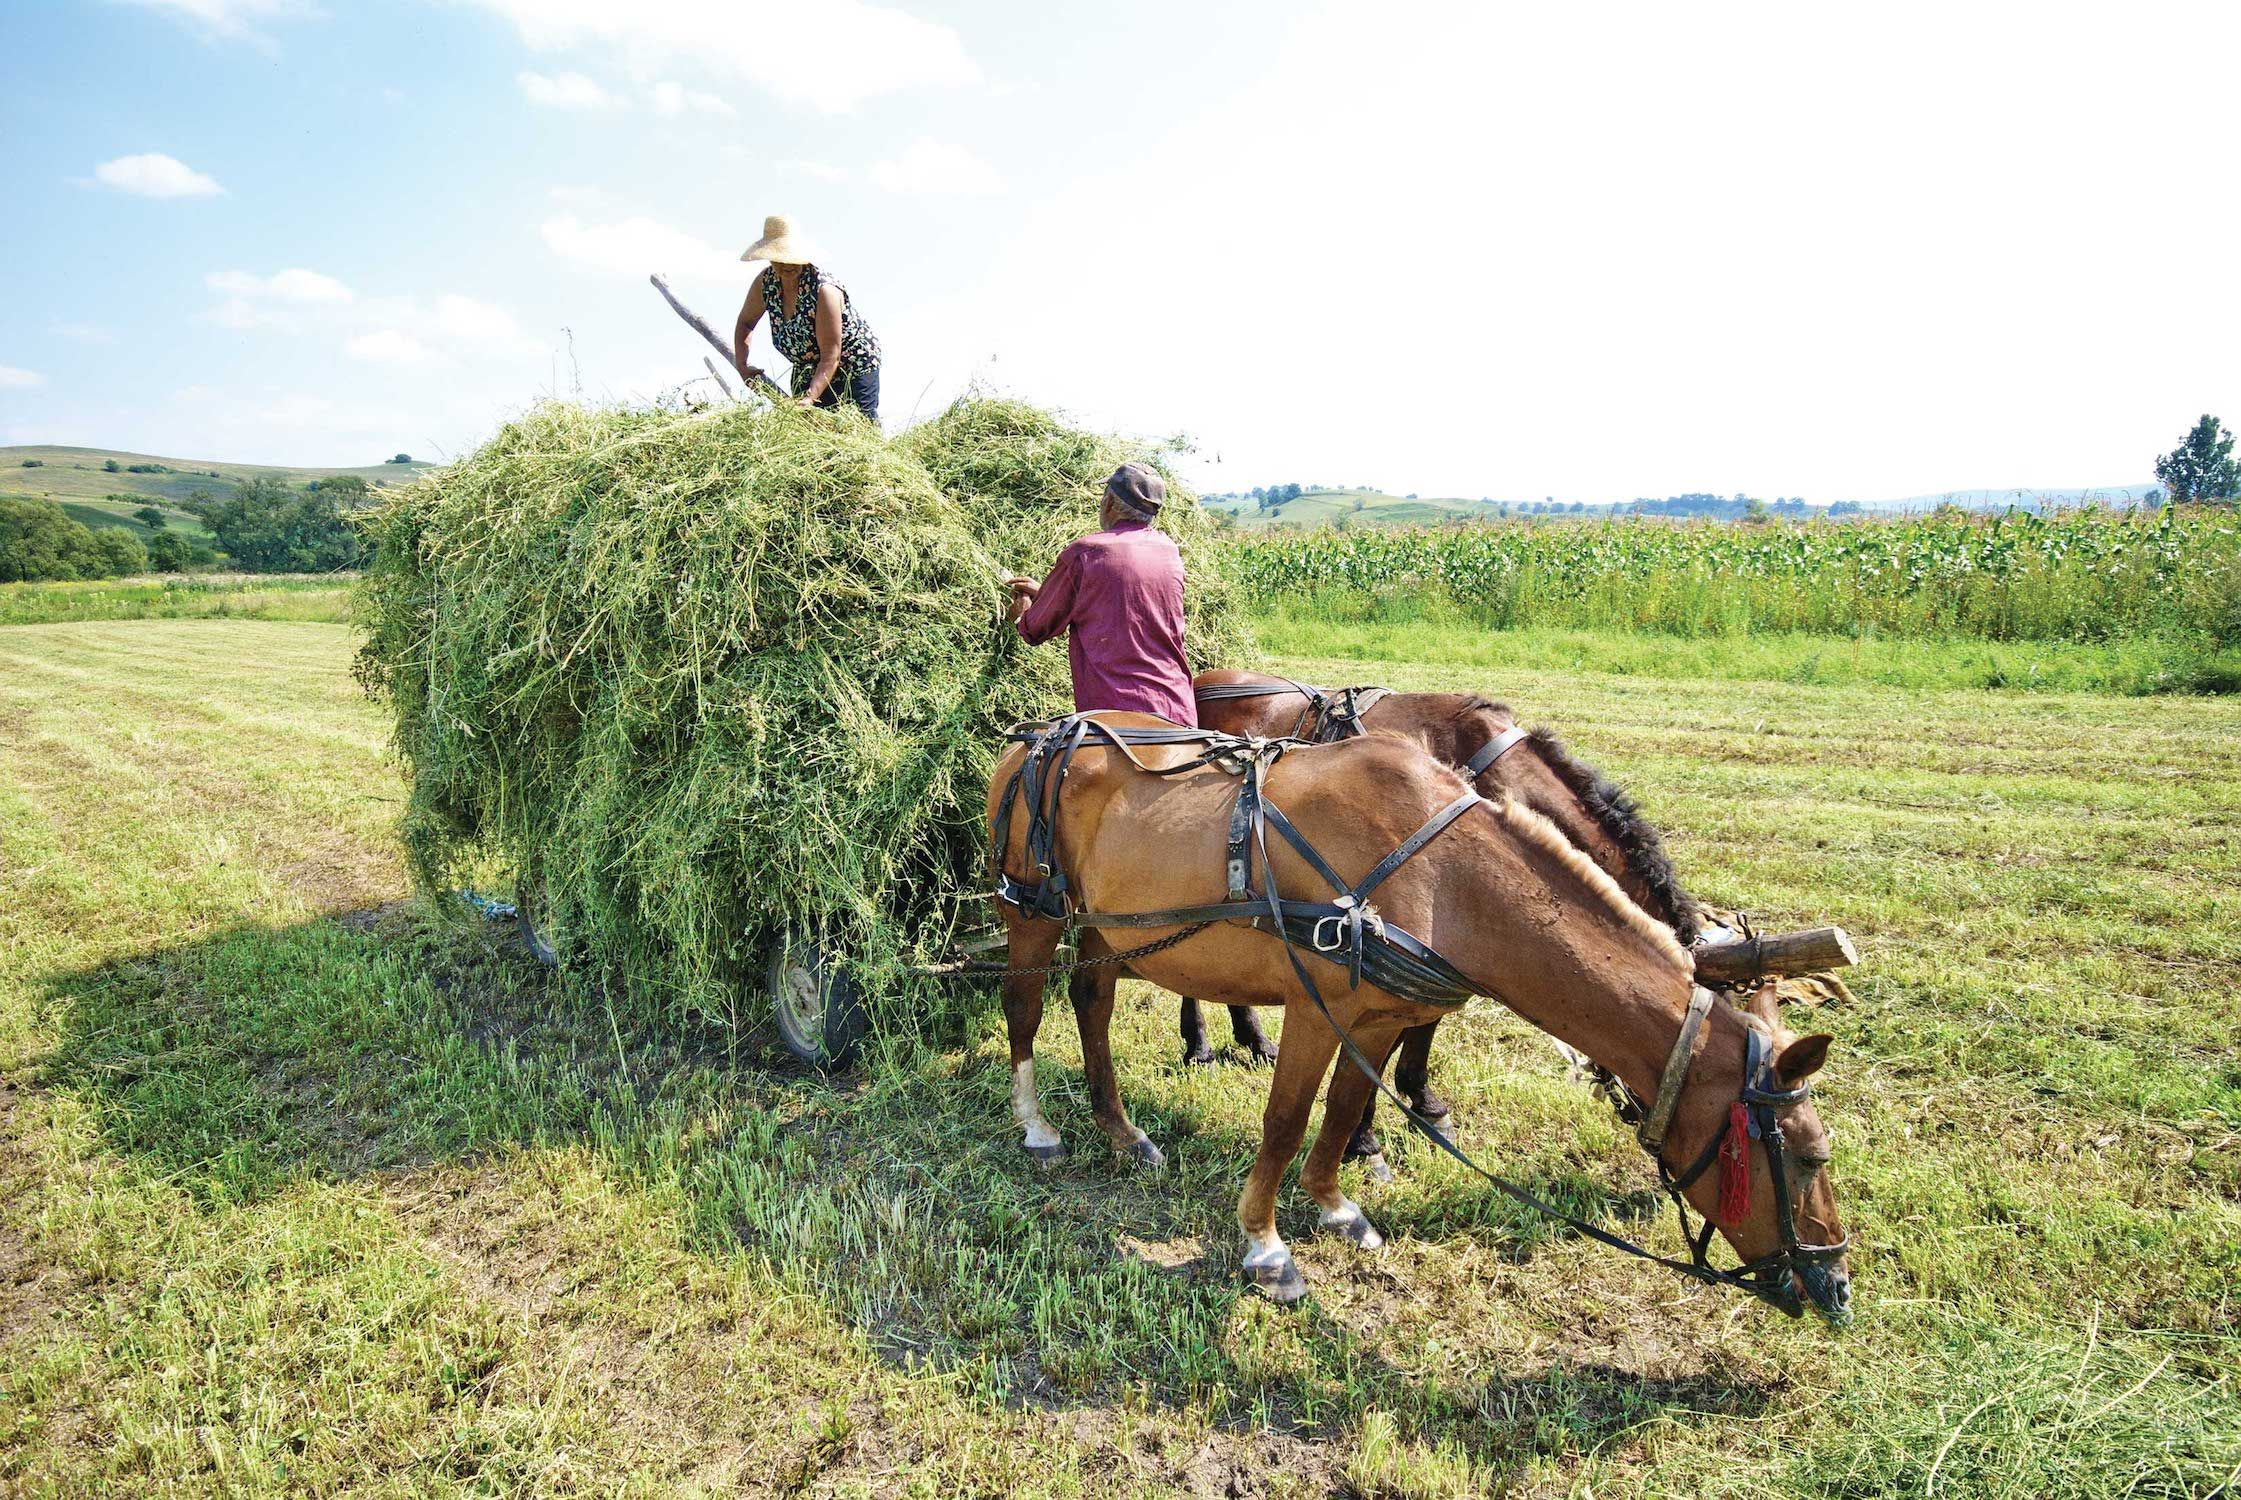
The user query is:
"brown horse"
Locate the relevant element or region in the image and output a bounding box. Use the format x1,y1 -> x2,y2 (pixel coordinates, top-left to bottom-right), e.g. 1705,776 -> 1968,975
987,716 -> 1852,1318
1189,669 -> 1700,1159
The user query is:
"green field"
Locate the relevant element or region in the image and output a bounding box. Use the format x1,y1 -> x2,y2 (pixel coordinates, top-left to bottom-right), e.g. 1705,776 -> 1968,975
1209,489 -> 1505,530
4,444 -> 433,510
2,617 -> 2237,1496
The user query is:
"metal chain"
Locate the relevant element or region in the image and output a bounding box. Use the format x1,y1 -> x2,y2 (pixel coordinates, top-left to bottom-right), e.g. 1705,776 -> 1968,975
993,919 -> 1217,980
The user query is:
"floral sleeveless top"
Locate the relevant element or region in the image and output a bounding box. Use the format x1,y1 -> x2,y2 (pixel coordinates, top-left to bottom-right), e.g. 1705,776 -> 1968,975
760,265 -> 880,388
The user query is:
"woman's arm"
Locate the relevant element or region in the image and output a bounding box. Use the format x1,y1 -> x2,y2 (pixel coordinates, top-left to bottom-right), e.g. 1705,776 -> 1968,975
733,279 -> 766,380
800,283 -> 846,404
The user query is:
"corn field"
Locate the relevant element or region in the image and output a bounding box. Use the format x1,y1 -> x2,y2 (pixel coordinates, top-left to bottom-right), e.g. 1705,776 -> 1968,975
1222,506 -> 2241,644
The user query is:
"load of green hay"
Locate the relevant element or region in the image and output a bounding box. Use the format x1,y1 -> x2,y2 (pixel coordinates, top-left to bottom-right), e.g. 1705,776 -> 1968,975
353,395 -> 1253,1032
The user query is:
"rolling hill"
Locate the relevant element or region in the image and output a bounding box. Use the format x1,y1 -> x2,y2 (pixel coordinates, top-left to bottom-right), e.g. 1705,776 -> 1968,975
4,445 -> 434,510
1206,488 -> 1506,529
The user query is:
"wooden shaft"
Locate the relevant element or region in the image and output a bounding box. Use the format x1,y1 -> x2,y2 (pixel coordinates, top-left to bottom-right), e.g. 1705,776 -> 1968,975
649,274 -> 787,401
1692,925 -> 1858,983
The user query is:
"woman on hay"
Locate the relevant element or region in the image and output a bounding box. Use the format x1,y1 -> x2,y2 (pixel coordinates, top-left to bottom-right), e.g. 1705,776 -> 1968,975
732,214 -> 882,418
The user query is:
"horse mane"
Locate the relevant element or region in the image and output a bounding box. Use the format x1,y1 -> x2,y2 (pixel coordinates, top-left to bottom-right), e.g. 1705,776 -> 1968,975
1514,722 -> 1701,945
1489,795 -> 1694,972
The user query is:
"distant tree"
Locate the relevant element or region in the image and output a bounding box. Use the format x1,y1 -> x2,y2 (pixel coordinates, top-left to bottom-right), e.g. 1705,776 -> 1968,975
201,476 -> 368,572
1742,496 -> 1772,524
0,498 -> 144,581
1569,501 -> 1585,513
19,458 -> 42,468
134,505 -> 168,530
2153,414 -> 2240,503
126,462 -> 169,474
387,453 -> 413,464
1405,492 -> 1418,501
1827,500 -> 1864,517
318,474 -> 371,507
102,458 -> 121,473
92,528 -> 147,574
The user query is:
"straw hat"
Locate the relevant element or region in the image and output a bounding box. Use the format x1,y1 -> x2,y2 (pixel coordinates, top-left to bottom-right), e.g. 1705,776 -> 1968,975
741,214 -> 816,265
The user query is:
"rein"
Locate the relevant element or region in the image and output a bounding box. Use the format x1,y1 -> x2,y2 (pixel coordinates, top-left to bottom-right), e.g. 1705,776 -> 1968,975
992,713 -> 1847,1310
1194,678 -> 1391,743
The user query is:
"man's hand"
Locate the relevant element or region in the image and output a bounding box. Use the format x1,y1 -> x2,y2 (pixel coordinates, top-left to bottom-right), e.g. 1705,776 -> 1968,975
1005,576 -> 1039,624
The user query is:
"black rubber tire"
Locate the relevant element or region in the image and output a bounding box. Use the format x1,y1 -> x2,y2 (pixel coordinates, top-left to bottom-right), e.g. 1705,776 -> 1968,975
766,930 -> 869,1069
515,870 -> 571,969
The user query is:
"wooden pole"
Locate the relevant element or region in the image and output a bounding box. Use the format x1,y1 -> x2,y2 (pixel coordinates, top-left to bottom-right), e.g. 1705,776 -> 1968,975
649,274 -> 787,401
702,356 -> 737,401
1693,926 -> 1858,984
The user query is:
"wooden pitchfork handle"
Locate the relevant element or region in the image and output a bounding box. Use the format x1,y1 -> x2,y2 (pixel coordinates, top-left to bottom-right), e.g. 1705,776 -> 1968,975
649,273 -> 790,402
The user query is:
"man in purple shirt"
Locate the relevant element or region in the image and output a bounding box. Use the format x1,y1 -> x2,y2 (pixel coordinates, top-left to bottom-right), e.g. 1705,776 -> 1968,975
1006,462 -> 1198,726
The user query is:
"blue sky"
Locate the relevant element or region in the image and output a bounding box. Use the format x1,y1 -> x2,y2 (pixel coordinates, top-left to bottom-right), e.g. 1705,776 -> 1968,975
3,0 -> 2238,501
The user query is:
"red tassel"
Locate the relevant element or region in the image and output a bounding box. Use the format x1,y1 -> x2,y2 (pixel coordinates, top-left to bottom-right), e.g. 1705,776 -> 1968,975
1718,1102 -> 1752,1225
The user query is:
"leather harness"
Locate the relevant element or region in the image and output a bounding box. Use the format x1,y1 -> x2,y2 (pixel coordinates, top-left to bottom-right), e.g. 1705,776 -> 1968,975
1194,677 -> 1393,744
989,712 -> 1850,1310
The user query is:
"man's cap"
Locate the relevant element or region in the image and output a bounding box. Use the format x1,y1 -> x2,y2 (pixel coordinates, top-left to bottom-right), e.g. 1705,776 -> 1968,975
1104,462 -> 1165,517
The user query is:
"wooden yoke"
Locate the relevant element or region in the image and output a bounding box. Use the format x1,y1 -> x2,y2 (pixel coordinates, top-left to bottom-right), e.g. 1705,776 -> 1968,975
1693,925 -> 1858,984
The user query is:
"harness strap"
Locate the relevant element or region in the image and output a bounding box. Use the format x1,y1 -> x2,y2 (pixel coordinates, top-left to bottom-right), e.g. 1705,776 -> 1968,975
1462,724 -> 1532,779
1636,985 -> 1716,1154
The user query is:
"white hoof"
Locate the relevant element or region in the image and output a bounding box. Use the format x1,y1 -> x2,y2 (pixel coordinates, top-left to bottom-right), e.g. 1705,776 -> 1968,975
1318,1198 -> 1385,1251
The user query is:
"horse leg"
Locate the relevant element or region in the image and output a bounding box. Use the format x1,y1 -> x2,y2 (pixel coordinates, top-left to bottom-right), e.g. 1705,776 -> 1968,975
1237,1002 -> 1341,1304
1002,918 -> 1066,1164
1073,962 -> 1162,1168
1303,1019 -> 1407,1252
1340,1029 -> 1407,1182
1179,995 -> 1216,1067
1392,1021 -> 1454,1129
1229,1005 -> 1281,1066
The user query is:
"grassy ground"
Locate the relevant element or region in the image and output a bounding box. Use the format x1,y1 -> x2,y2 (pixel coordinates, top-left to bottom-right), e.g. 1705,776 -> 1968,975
2,620 -> 2237,1496
50,497 -> 216,545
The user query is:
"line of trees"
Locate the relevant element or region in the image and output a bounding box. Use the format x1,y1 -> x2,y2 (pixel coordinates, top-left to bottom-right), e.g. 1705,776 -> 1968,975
1,472 -> 373,582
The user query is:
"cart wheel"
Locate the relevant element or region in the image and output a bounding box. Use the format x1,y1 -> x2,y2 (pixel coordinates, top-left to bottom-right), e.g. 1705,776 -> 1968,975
767,930 -> 869,1068
515,869 -> 573,969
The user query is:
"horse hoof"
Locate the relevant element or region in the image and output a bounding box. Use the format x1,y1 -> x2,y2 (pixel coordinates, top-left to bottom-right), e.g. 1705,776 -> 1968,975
1410,1094 -> 1453,1125
1342,1130 -> 1382,1164
1319,1201 -> 1385,1252
1183,1045 -> 1217,1067
1121,1137 -> 1165,1170
1025,1141 -> 1066,1166
1356,1152 -> 1393,1184
1247,1043 -> 1280,1068
1246,1255 -> 1308,1303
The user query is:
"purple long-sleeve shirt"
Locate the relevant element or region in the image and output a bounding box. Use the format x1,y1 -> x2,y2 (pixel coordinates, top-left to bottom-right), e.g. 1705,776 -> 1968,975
1015,519 -> 1197,726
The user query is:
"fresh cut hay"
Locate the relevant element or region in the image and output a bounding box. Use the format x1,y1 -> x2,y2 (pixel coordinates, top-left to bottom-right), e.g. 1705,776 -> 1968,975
353,395 -> 1254,1033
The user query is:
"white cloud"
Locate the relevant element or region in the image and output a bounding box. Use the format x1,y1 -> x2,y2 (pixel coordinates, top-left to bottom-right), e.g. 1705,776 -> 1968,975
517,70 -> 624,110
868,138 -> 1002,196
203,267 -> 354,328
781,159 -> 851,184
118,0 -> 311,49
92,152 -> 224,199
461,0 -> 978,113
541,212 -> 738,280
345,329 -> 436,364
428,294 -> 526,352
651,80 -> 735,117
54,323 -> 119,345
0,366 -> 48,389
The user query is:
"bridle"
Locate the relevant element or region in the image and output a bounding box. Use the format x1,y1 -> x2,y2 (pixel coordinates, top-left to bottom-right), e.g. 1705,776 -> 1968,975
1634,987 -> 1852,1313
991,713 -> 1851,1313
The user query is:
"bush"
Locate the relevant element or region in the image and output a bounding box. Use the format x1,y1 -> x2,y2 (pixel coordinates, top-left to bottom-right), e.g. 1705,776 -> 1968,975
143,530 -> 215,573
19,458 -> 43,468
0,498 -> 145,582
354,397 -> 1253,1035
134,505 -> 168,530
102,459 -> 120,473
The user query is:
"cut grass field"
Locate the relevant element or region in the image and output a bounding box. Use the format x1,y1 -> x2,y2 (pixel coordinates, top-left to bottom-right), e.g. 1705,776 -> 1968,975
2,619 -> 2237,1496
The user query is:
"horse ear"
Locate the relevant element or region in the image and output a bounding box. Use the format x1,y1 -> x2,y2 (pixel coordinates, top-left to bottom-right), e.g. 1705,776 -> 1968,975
1777,1033 -> 1832,1081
